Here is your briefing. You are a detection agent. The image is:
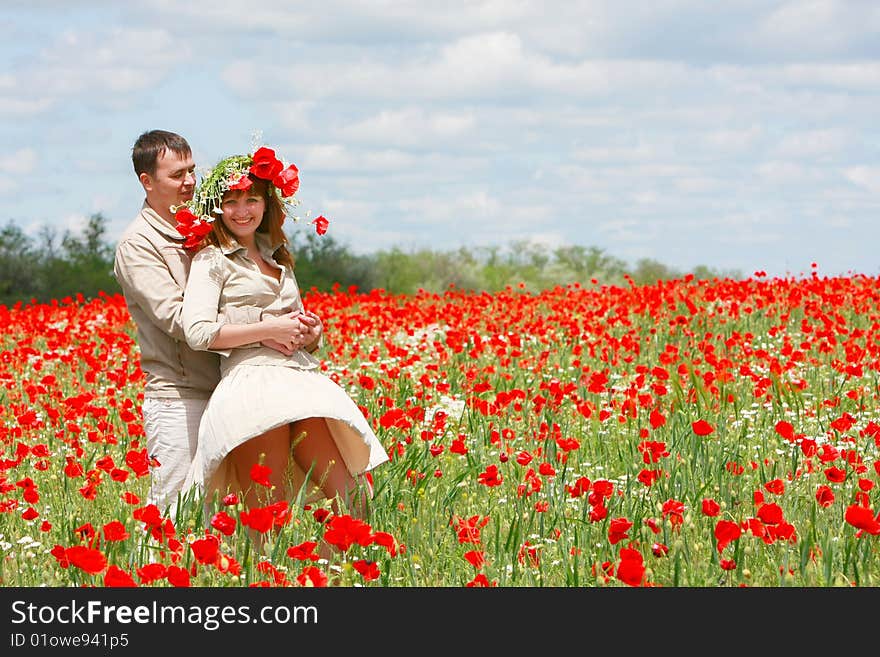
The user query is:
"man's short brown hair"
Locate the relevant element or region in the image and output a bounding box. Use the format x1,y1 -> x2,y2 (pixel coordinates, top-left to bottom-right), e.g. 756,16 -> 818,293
132,130 -> 192,177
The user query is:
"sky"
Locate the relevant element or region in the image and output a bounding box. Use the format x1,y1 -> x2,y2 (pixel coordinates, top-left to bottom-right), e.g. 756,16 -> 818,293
2,0 -> 879,279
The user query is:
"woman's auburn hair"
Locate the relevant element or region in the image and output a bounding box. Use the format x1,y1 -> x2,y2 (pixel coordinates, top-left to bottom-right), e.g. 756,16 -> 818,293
201,175 -> 294,269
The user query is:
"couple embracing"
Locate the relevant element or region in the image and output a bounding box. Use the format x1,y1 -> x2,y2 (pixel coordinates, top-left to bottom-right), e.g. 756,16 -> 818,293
113,130 -> 389,536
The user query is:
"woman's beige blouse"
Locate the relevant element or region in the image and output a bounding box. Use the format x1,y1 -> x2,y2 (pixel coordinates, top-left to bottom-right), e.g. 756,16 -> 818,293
182,234 -> 321,376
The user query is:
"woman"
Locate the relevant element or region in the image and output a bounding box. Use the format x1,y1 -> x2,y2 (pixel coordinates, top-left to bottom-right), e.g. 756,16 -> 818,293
178,146 -> 389,522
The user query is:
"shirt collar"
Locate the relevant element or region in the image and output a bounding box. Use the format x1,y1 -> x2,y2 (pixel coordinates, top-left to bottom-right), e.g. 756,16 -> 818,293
140,201 -> 185,240
219,232 -> 285,259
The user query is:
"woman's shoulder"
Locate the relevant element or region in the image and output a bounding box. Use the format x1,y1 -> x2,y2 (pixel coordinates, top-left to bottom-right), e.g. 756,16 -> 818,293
191,244 -> 228,265
190,244 -> 231,283
192,244 -> 221,258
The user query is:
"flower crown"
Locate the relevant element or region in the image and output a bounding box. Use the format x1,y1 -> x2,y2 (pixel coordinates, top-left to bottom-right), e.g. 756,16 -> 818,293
173,146 -> 326,249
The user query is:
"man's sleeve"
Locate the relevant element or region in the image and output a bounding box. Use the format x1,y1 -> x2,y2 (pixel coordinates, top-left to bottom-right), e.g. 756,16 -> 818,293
114,239 -> 188,341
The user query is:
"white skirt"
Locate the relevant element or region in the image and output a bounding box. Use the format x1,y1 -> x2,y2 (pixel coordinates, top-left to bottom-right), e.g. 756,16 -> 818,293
183,365 -> 389,505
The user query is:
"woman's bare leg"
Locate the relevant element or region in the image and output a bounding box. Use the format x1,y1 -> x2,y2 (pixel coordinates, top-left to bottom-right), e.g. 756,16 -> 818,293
228,424 -> 292,511
290,417 -> 369,519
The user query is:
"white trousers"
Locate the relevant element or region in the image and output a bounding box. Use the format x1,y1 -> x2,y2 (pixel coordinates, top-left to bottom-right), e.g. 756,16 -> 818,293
142,397 -> 208,516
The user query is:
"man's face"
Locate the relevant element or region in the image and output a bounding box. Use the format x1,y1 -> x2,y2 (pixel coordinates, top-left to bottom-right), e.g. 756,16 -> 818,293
140,149 -> 195,221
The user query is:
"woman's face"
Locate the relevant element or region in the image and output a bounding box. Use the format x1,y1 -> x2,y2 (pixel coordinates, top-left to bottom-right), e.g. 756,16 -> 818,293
220,189 -> 266,242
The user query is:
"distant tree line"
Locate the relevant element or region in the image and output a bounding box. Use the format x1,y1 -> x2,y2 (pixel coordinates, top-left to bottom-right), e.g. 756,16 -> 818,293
0,214 -> 742,307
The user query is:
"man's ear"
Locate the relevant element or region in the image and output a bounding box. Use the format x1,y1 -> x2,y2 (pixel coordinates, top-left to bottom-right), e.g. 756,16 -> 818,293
139,172 -> 153,192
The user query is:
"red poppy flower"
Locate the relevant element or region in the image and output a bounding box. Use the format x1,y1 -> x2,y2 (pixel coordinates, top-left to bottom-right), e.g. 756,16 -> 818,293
110,468 -> 129,482
323,514 -> 373,551
464,550 -> 486,568
608,517 -> 632,545
64,457 -> 84,478
125,448 -> 151,478
311,215 -> 329,236
815,485 -> 835,507
774,420 -> 795,441
566,476 -> 591,497
210,511 -> 237,536
66,545 -> 107,574
250,147 -> 284,180
649,408 -> 666,429
372,531 -> 399,557
824,466 -> 846,483
477,464 -> 503,487
95,455 -> 115,472
174,207 -> 199,227
273,164 -> 300,197
764,479 -> 785,495
296,566 -> 328,587
589,504 -> 608,523
250,463 -> 272,488
702,498 -> 721,517
50,545 -> 70,569
638,469 -> 662,487
228,174 -> 253,191
241,507 -> 274,534
616,548 -> 645,587
287,541 -> 319,562
662,499 -> 685,524
714,520 -> 742,552
137,563 -> 167,584
452,515 -> 490,545
844,505 -> 880,535
104,565 -> 137,587
466,573 -> 497,587
103,521 -> 129,542
256,561 -> 290,587
166,565 -> 191,587
692,419 -> 715,436
757,502 -> 784,525
133,504 -> 163,528
353,560 -> 381,581
191,535 -> 220,565
719,559 -> 737,571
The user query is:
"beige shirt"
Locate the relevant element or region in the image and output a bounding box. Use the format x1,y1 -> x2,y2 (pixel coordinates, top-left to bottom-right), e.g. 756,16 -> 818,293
182,234 -> 321,377
113,202 -> 262,398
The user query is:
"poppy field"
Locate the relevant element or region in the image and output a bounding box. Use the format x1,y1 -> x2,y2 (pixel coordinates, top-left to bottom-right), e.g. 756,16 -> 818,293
2,269 -> 880,588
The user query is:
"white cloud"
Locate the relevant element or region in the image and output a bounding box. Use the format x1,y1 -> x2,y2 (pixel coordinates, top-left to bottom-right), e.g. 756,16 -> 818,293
0,27 -> 187,116
702,127 -> 763,154
777,62 -> 880,90
0,148 -> 38,174
755,0 -> 880,55
222,31 -> 695,102
597,219 -> 656,244
773,129 -> 850,159
756,161 -> 814,185
844,166 -> 880,194
339,107 -> 476,147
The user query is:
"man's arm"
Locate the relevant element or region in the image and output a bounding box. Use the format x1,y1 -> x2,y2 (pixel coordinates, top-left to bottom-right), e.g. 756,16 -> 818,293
114,239 -> 188,340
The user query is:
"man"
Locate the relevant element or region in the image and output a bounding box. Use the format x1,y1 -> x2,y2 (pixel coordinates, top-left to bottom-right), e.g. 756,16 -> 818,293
114,130 -> 292,515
